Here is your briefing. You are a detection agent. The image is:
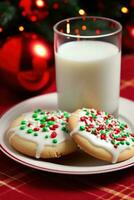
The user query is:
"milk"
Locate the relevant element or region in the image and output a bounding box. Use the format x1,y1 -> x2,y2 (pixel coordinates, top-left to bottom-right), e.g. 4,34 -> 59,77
55,41 -> 121,115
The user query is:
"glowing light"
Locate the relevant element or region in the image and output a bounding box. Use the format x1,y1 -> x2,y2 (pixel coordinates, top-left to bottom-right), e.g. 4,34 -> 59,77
66,23 -> 70,34
31,15 -> 37,22
19,26 -> 24,32
121,7 -> 129,14
82,25 -> 87,30
130,28 -> 134,37
53,2 -> 59,9
33,43 -> 47,57
79,9 -> 85,16
36,0 -> 45,7
0,27 -> 3,32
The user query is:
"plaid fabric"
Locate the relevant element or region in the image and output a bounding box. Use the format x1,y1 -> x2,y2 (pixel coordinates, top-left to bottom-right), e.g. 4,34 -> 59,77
0,55 -> 134,200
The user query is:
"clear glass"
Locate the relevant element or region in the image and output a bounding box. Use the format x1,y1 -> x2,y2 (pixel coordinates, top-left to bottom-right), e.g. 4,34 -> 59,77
54,16 -> 122,116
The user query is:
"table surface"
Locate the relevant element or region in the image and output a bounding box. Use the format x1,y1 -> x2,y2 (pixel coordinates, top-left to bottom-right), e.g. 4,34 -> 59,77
0,55 -> 134,200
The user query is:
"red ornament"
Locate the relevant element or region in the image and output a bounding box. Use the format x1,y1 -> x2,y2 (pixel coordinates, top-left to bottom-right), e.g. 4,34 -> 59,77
0,33 -> 51,92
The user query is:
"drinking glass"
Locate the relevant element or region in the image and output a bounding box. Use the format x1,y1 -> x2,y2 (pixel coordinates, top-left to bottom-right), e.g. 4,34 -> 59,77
54,16 -> 122,116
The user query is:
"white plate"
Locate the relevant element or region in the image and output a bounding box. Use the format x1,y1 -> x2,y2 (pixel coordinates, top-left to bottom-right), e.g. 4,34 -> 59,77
0,93 -> 134,174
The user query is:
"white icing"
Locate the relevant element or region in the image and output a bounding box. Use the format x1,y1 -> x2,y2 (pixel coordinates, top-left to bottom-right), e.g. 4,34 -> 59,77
8,110 -> 71,158
71,109 -> 134,163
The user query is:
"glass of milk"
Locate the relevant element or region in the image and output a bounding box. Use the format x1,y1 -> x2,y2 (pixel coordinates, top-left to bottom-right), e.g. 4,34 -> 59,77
54,16 -> 122,116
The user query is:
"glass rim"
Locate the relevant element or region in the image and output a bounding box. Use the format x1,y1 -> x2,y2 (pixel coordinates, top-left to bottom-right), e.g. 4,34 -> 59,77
53,16 -> 122,39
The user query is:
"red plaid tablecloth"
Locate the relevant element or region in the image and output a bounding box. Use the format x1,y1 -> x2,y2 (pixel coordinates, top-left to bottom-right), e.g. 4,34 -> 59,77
0,55 -> 134,200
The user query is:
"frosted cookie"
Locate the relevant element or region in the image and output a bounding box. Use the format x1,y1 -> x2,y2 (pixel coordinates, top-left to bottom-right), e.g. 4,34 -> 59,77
7,109 -> 77,159
69,108 -> 134,163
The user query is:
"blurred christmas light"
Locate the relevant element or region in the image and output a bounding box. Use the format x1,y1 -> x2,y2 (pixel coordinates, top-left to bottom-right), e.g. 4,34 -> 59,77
31,15 -> 37,22
19,26 -> 24,31
130,28 -> 134,37
79,9 -> 85,15
33,43 -> 48,57
121,6 -> 129,14
82,25 -> 87,30
53,2 -> 59,9
36,0 -> 45,8
0,27 -> 3,32
66,23 -> 70,33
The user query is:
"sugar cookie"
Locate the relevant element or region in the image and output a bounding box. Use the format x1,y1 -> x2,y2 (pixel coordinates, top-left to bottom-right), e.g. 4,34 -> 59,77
7,109 -> 77,159
69,108 -> 134,163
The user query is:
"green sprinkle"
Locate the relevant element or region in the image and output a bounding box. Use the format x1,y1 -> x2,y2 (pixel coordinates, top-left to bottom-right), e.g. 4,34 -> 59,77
105,112 -> 109,116
61,122 -> 66,125
40,111 -> 45,115
43,116 -> 48,121
86,111 -> 89,115
53,139 -> 58,144
106,120 -> 109,125
34,133 -> 38,136
42,127 -> 48,132
114,135 -> 118,139
40,120 -> 45,124
131,138 -> 134,142
80,126 -> 85,131
62,126 -> 67,132
32,113 -> 38,118
35,109 -> 41,112
126,141 -> 130,145
91,130 -> 96,134
120,141 -> 124,145
27,129 -> 33,134
35,118 -> 40,121
45,135 -> 49,139
64,112 -> 70,118
120,124 -> 125,130
21,120 -> 26,125
20,126 -> 26,130
117,142 -> 120,145
91,114 -> 97,119
47,121 -> 55,126
111,140 -> 115,144
100,130 -> 106,134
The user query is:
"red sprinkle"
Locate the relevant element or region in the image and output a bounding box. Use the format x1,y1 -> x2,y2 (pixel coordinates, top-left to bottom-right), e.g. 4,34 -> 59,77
86,127 -> 91,132
40,124 -> 45,128
114,129 -> 120,134
53,124 -> 59,129
109,133 -> 114,139
27,123 -> 31,127
114,144 -> 118,149
34,127 -> 40,131
116,137 -> 125,141
58,116 -> 63,119
97,111 -> 101,115
100,134 -> 106,140
88,124 -> 94,128
108,124 -> 113,128
125,124 -> 128,128
89,117 -> 93,122
50,125 -> 57,130
131,133 -> 134,137
50,132 -> 57,138
80,116 -> 88,121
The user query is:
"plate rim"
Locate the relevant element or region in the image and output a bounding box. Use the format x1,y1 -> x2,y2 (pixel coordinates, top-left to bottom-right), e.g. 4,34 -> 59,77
0,92 -> 134,175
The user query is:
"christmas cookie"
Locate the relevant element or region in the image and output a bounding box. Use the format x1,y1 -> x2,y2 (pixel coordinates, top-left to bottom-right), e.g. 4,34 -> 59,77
7,109 -> 77,159
69,108 -> 134,163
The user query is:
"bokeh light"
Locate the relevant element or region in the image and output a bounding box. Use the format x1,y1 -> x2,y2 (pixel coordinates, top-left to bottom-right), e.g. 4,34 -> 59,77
121,6 -> 129,14
33,43 -> 48,57
79,9 -> 85,15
